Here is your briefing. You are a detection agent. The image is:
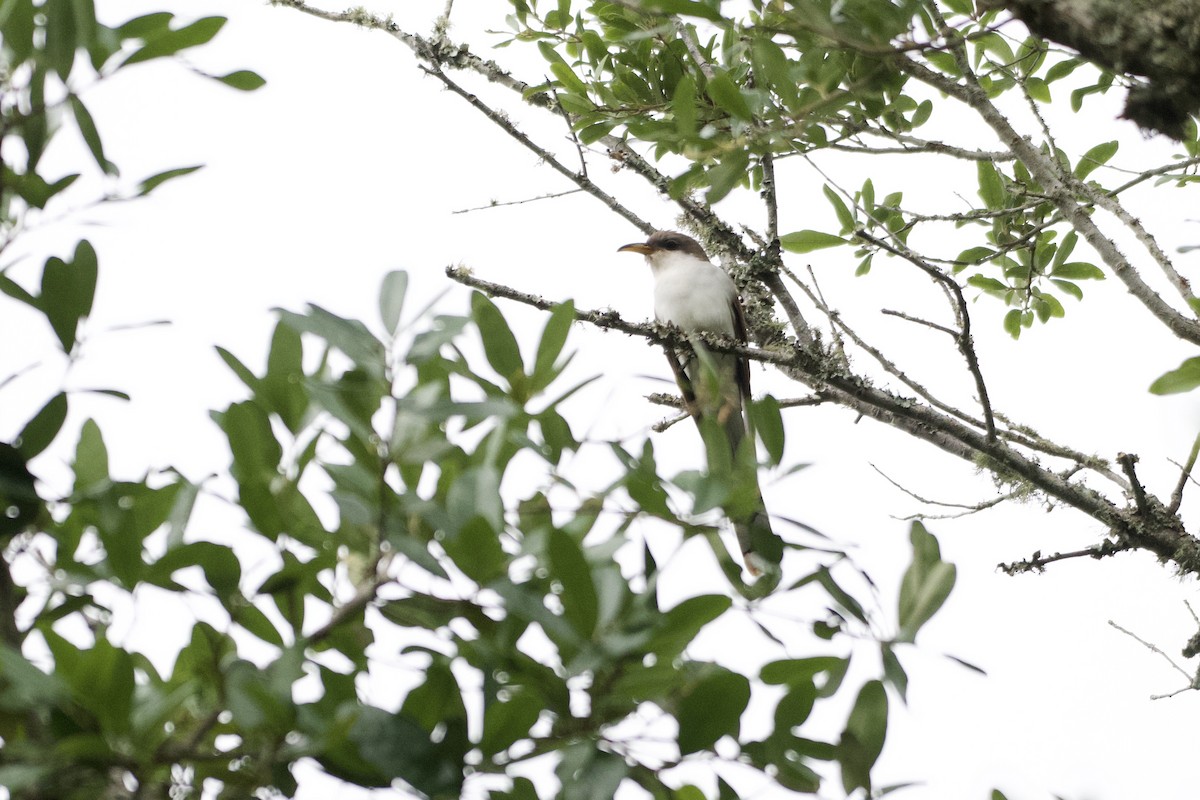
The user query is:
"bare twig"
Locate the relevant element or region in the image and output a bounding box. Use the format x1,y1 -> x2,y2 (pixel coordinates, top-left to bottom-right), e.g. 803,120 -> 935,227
999,540 -> 1130,575
452,189 -> 583,215
856,229 -> 997,442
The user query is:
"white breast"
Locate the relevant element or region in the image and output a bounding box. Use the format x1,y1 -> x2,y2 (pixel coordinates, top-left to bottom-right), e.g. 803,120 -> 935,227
651,250 -> 738,334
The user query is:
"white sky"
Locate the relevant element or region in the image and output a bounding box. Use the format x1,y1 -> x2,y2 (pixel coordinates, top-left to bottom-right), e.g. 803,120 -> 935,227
4,1 -> 1200,798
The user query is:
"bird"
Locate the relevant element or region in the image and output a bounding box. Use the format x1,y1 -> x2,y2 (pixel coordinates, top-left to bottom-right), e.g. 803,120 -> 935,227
618,230 -> 781,575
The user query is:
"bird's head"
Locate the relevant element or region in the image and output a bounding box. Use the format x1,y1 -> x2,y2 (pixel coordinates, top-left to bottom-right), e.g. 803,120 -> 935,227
617,231 -> 710,265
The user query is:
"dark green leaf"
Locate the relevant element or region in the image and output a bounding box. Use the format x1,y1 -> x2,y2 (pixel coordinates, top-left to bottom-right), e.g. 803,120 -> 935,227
122,15 -> 226,65
0,444 -> 40,536
17,393 -> 67,459
748,395 -> 784,466
68,95 -> 116,175
822,185 -> 854,233
40,240 -> 98,352
677,666 -> 750,754
647,594 -> 731,658
480,687 -> 543,756
136,165 -> 202,196
839,680 -> 888,794
897,521 -> 956,642
278,304 -> 385,377
213,69 -> 266,91
548,527 -> 599,638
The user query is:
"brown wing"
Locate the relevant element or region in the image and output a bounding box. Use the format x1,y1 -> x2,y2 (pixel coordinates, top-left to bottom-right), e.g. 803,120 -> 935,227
730,297 -> 752,401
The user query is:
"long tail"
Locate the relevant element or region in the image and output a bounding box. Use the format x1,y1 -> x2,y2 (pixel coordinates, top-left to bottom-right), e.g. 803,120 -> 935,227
722,402 -> 777,575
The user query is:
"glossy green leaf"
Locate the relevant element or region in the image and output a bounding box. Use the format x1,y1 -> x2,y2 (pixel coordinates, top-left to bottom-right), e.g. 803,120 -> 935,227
671,73 -> 697,136
780,230 -> 846,253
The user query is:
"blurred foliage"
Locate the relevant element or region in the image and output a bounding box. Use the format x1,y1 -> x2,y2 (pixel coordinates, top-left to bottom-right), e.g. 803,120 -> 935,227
0,1 -> 970,798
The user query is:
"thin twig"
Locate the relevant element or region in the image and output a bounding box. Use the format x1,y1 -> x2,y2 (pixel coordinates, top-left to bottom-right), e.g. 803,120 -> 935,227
1168,431 -> 1200,514
452,188 -> 583,215
856,229 -> 997,442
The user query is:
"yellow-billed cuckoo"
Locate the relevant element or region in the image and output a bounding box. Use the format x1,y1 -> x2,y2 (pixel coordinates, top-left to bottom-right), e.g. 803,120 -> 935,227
618,231 -> 780,574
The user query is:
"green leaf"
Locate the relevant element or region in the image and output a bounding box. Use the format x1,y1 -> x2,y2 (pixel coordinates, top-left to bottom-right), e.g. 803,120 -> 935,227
880,643 -> 908,702
480,687 -> 543,756
1075,140 -> 1118,179
532,300 -> 574,392
822,185 -> 854,233
17,393 -> 67,459
646,594 -> 731,658
705,69 -> 753,121
1150,356 -> 1200,395
213,69 -> 266,91
0,444 -> 40,535
136,165 -> 202,196
67,95 -> 116,175
751,37 -> 798,108
780,230 -> 846,253
671,73 -> 697,136
748,395 -> 784,466
278,305 -> 385,377
379,270 -> 409,335
122,15 -> 226,65
72,419 -> 108,493
897,521 -> 956,642
1025,76 -> 1051,103
677,666 -> 750,754
40,240 -> 98,353
1051,261 -> 1104,280
976,161 -> 1005,209
839,680 -> 888,794
1003,308 -> 1022,338
43,0 -> 77,78
550,61 -> 588,96
471,292 -> 524,381
705,149 -> 750,204
548,527 -> 599,638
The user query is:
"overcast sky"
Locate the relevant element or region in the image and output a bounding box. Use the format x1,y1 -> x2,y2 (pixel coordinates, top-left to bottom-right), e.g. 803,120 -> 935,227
5,1 -> 1200,798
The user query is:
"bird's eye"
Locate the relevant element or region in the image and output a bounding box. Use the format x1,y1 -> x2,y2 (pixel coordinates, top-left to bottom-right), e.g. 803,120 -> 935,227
662,240 -> 678,250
